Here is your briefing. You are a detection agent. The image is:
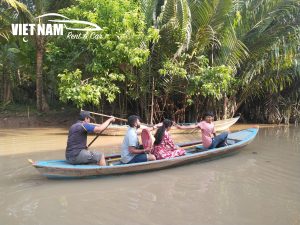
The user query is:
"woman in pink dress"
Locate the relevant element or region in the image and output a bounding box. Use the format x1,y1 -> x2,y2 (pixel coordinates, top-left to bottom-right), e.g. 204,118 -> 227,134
152,119 -> 186,160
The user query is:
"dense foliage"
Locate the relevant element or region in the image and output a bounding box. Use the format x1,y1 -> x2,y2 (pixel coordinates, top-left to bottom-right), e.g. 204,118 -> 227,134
1,0 -> 300,124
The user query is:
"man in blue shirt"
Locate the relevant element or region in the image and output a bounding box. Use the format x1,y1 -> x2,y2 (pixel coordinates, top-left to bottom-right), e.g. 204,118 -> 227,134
66,111 -> 115,166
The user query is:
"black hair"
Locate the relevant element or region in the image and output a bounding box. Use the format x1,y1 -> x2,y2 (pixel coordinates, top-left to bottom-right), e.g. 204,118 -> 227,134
79,111 -> 93,121
203,111 -> 214,119
128,115 -> 140,127
154,119 -> 173,145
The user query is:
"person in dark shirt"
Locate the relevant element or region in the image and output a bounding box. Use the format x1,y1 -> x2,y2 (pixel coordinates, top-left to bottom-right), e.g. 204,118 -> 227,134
66,111 -> 115,166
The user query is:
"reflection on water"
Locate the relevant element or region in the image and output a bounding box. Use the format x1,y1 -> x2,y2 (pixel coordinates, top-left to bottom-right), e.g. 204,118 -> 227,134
0,125 -> 299,225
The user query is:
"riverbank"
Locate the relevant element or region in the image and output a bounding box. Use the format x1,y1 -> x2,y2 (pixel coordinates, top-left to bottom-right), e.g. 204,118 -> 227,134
0,103 -> 293,129
0,104 -> 78,128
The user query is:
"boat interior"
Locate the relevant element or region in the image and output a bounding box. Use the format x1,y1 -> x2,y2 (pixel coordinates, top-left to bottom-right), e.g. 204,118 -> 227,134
106,137 -> 241,166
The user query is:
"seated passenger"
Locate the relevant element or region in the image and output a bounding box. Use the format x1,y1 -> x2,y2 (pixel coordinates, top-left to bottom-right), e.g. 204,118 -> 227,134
152,119 -> 186,160
121,115 -> 157,164
176,112 -> 228,149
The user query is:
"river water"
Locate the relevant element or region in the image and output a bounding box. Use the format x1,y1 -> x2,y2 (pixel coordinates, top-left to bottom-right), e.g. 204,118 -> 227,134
0,125 -> 299,225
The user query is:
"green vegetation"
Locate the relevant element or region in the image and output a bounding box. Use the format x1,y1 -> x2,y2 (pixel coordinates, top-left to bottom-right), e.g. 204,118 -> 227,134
1,0 -> 300,124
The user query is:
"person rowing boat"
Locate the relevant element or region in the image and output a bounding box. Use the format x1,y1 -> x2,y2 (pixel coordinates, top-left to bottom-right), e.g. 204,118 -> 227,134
65,111 -> 115,166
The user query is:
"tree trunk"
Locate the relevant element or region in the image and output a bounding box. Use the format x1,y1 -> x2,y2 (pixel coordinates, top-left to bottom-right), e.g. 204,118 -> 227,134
35,35 -> 49,112
143,90 -> 149,123
2,66 -> 13,103
1,67 -> 4,102
150,76 -> 155,125
223,94 -> 228,119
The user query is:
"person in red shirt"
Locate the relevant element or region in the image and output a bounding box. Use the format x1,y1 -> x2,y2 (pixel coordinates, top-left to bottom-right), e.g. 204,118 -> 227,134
176,112 -> 228,149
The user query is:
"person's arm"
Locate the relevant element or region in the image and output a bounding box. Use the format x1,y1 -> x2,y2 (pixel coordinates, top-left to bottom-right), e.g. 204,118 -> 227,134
175,124 -> 198,129
127,130 -> 150,154
128,146 -> 149,154
94,117 -> 115,133
136,123 -> 162,135
212,124 -> 216,137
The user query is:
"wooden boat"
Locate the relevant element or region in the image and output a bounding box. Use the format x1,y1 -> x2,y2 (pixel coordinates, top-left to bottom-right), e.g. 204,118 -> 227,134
101,116 -> 240,136
29,128 -> 258,179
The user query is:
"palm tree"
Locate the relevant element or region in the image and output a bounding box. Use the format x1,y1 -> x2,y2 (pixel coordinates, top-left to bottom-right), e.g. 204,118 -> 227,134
1,0 -> 74,111
0,1 -> 32,103
139,0 -> 300,122
233,0 -> 300,111
139,0 -> 249,121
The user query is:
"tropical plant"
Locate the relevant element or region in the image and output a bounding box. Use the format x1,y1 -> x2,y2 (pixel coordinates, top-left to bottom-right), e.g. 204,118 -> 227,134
0,0 -> 75,111
1,0 -> 299,124
138,0 -> 300,122
51,0 -> 159,112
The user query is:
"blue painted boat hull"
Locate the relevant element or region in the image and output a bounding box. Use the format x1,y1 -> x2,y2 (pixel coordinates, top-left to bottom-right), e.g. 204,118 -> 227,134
30,128 -> 259,179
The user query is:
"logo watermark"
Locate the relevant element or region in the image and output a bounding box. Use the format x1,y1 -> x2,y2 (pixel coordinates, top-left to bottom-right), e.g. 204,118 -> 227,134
11,13 -> 102,42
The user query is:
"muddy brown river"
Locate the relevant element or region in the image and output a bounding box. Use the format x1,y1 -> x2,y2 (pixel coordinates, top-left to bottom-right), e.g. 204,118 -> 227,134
0,125 -> 299,225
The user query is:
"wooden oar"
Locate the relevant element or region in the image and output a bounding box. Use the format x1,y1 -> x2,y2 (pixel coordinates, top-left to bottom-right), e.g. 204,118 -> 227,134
86,110 -> 127,123
85,110 -> 152,127
87,121 -> 113,148
173,122 -> 199,134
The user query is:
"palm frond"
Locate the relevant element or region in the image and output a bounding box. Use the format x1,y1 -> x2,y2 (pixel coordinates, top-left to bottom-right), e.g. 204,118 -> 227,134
174,0 -> 192,58
1,0 -> 33,21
